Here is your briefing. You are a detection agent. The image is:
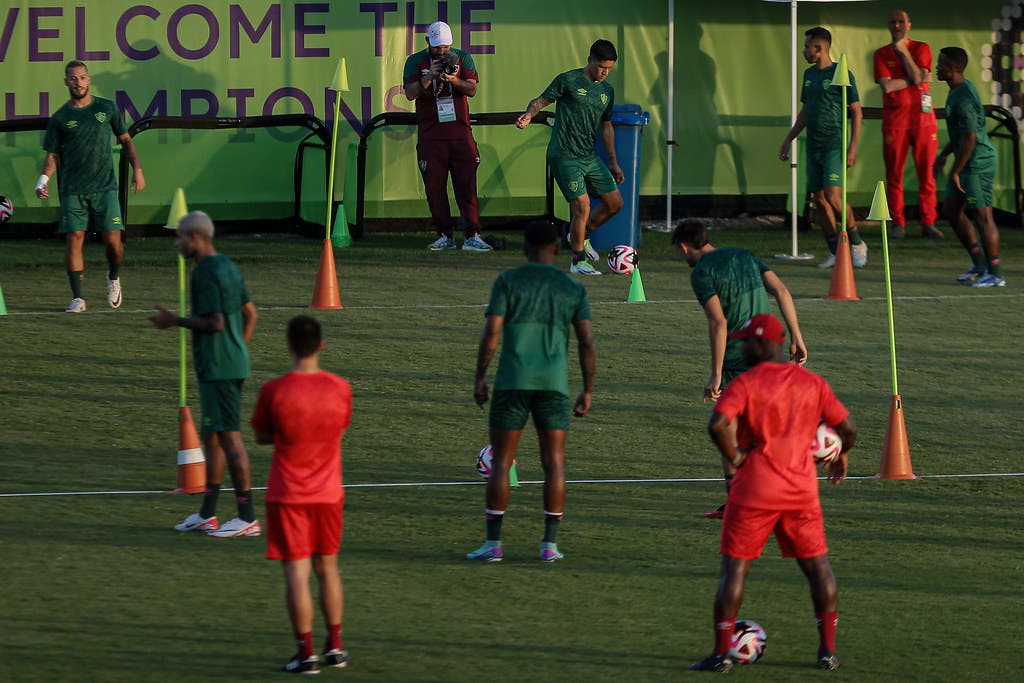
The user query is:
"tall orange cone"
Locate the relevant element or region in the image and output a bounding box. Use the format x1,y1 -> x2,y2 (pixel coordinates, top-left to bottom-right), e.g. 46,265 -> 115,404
172,406 -> 206,494
876,395 -> 916,479
824,233 -> 859,300
310,239 -> 343,309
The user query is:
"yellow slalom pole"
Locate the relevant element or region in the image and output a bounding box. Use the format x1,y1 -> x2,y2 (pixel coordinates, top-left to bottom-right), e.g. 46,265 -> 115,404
326,58 -> 350,241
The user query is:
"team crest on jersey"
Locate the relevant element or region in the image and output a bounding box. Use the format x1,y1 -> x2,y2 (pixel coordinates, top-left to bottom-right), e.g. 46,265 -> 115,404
823,79 -> 833,89
576,88 -> 588,97
95,112 -> 107,123
600,94 -> 608,105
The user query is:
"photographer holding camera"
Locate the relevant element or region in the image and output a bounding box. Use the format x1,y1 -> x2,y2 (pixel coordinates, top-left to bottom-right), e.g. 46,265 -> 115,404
403,21 -> 491,252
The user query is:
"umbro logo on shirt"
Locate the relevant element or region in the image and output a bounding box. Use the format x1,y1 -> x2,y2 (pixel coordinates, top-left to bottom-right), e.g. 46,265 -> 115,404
576,88 -> 588,97
67,121 -> 78,128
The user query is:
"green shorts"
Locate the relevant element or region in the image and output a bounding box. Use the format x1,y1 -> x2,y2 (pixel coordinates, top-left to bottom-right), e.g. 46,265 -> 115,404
548,155 -> 618,201
199,379 -> 244,433
805,145 -> 843,193
946,161 -> 995,209
58,190 -> 124,233
489,390 -> 571,431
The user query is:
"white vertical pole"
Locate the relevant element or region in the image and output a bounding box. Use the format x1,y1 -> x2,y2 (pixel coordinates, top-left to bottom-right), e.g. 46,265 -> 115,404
790,0 -> 799,255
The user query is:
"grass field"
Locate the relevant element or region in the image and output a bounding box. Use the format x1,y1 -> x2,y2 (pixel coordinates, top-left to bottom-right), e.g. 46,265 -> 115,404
1,224 -> 1022,681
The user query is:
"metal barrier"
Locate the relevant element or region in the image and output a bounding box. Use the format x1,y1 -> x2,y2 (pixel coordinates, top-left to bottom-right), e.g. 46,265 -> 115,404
352,111 -> 557,238
122,114 -> 330,225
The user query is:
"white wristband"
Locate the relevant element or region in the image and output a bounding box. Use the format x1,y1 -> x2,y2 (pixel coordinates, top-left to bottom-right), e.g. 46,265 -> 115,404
35,174 -> 49,191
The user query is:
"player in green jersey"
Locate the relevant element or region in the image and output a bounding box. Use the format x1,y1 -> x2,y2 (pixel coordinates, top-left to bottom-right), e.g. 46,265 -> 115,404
933,46 -> 1005,288
516,40 -> 624,276
468,220 -> 596,562
149,211 -> 261,539
779,27 -> 868,270
36,61 -> 145,313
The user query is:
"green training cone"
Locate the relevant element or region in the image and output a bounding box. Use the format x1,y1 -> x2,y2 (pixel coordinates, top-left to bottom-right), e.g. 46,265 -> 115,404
0,282 -> 7,315
627,266 -> 646,302
867,180 -> 892,221
331,204 -> 352,248
510,461 -> 520,488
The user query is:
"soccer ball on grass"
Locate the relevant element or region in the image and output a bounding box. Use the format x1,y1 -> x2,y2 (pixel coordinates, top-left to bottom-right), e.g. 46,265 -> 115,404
606,245 -> 638,274
729,619 -> 767,664
476,445 -> 518,479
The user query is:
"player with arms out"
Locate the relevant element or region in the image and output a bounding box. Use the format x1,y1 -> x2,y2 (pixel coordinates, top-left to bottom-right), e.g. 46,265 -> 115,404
672,219 -> 807,519
690,313 -> 856,673
37,60 -> 145,313
468,220 -> 596,562
252,315 -> 353,674
516,39 -> 624,276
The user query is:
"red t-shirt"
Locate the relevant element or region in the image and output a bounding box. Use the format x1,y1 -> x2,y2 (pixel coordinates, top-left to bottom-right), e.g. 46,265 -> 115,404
714,362 -> 849,510
251,370 -> 352,504
873,41 -> 935,129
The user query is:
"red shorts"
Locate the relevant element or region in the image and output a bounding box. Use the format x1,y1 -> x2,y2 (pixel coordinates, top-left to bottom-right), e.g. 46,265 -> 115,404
720,503 -> 828,560
265,502 -> 343,561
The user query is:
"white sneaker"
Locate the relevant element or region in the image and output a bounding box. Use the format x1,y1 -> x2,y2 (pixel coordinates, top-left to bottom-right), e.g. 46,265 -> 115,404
207,517 -> 261,538
106,273 -> 122,308
65,297 -> 87,313
969,274 -> 1006,288
462,235 -> 492,252
582,238 -> 599,261
174,513 -> 219,532
426,235 -> 456,251
570,260 -> 602,276
851,241 -> 868,268
817,254 -> 836,269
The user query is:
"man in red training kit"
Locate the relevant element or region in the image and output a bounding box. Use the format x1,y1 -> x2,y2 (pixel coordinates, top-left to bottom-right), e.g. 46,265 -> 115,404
252,315 -> 353,674
690,313 -> 857,673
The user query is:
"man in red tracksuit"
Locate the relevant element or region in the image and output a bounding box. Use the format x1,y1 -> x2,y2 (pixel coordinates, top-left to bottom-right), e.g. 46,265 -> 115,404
873,9 -> 943,239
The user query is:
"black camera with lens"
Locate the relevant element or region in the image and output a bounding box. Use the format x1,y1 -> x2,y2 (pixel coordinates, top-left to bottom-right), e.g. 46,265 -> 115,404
441,51 -> 459,76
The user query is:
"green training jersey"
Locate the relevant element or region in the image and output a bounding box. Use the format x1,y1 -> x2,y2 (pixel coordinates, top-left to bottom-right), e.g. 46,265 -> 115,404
540,68 -> 614,160
42,97 -> 128,195
801,62 -> 859,149
690,247 -> 772,378
943,80 -> 997,169
487,262 -> 592,395
190,254 -> 252,382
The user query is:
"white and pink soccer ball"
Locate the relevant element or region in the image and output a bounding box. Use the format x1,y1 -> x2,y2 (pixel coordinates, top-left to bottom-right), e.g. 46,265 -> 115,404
606,245 -> 638,275
0,195 -> 13,223
811,422 -> 843,465
729,619 -> 767,664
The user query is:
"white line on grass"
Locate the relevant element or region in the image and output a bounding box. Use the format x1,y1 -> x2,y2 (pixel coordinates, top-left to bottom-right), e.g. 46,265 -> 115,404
1,471 -> 1021,498
5,291 -> 1023,316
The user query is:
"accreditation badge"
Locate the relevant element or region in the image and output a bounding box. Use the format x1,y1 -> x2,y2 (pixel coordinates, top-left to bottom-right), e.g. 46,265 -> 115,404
436,96 -> 456,123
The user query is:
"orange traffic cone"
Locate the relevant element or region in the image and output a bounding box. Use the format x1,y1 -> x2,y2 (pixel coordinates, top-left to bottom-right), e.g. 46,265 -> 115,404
876,394 -> 916,480
824,232 -> 859,300
172,406 -> 206,494
310,239 -> 343,309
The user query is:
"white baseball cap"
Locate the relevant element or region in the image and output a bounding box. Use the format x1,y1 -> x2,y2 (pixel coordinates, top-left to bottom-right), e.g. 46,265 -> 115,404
427,21 -> 453,47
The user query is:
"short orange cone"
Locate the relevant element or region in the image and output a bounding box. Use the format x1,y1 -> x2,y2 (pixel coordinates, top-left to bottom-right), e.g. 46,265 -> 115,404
310,239 -> 343,309
172,406 -> 206,494
824,232 -> 859,300
876,394 -> 916,480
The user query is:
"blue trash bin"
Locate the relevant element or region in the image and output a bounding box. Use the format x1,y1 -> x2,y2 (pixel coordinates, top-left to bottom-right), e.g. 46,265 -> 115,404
589,104 -> 650,250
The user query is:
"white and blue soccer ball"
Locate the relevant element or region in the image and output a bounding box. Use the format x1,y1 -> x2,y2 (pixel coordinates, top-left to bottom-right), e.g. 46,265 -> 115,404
607,244 -> 638,275
729,619 -> 767,664
0,195 -> 13,223
811,422 -> 843,465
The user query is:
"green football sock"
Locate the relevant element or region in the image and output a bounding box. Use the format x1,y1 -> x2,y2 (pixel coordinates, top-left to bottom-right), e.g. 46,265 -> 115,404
485,510 -> 504,541
847,228 -> 863,245
107,262 -> 120,280
969,245 -> 987,268
542,513 -> 562,543
199,483 -> 221,519
236,490 -> 256,522
68,271 -> 84,298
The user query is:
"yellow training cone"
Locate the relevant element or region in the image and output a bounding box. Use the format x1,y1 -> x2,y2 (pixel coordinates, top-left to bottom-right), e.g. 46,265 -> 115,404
330,58 -> 349,92
165,188 -> 188,229
867,180 -> 892,221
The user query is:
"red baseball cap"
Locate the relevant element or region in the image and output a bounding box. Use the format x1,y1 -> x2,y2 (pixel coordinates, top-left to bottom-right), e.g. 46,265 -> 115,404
728,313 -> 785,343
